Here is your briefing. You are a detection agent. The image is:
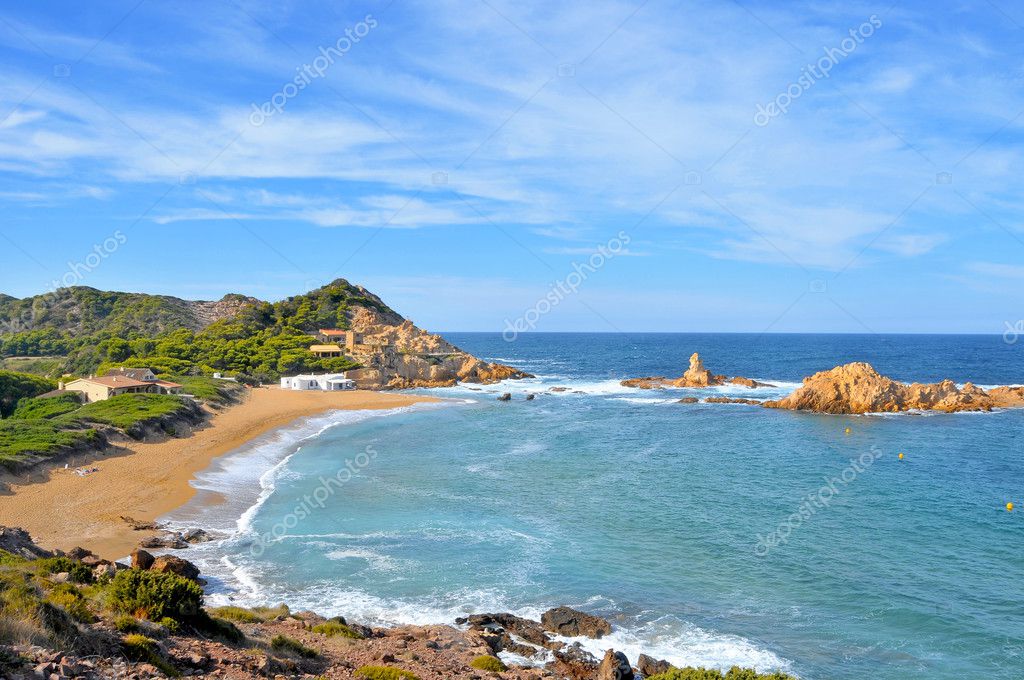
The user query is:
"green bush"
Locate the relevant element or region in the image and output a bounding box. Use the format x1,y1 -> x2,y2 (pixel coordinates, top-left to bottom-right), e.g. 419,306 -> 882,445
114,614 -> 140,633
0,371 -> 56,418
37,557 -> 93,584
356,665 -> 420,680
270,634 -> 319,658
121,633 -> 179,677
0,420 -> 100,468
107,569 -> 203,623
311,620 -> 364,639
471,655 -> 507,672
194,612 -> 243,643
648,667 -> 797,680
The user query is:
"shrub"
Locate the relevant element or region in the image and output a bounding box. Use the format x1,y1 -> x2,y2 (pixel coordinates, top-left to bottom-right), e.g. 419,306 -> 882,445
194,612 -> 243,643
121,633 -> 179,677
471,655 -> 507,672
45,583 -> 93,623
311,620 -> 364,639
114,614 -> 140,633
107,569 -> 203,623
37,557 -> 93,584
10,394 -> 82,420
356,665 -> 421,680
270,634 -> 319,658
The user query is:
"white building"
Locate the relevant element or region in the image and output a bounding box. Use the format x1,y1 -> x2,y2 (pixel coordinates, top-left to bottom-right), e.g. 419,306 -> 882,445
279,373 -> 355,391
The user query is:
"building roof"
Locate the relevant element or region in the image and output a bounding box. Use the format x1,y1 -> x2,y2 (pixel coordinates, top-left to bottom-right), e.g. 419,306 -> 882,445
103,367 -> 155,381
154,380 -> 182,388
318,329 -> 348,336
68,376 -> 152,389
309,344 -> 344,352
36,389 -> 82,400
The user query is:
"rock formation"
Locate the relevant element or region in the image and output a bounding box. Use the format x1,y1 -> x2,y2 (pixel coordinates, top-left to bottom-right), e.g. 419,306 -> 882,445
342,306 -> 532,389
763,362 -> 1024,414
540,606 -> 612,638
621,353 -> 770,390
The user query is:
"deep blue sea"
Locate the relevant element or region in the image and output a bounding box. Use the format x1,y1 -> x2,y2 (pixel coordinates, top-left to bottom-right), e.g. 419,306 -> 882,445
168,333 -> 1024,679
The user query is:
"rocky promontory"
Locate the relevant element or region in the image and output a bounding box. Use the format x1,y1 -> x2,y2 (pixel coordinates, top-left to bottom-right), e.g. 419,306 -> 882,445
621,353 -> 772,390
763,362 -> 1024,414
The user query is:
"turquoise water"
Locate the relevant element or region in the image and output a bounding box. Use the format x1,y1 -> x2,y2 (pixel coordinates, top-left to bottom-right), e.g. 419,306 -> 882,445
168,334 -> 1024,679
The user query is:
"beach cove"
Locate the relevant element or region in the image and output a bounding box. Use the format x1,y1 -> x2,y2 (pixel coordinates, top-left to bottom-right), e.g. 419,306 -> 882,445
0,387 -> 438,559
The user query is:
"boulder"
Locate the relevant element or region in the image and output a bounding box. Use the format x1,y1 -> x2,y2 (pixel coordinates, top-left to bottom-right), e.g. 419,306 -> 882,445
636,654 -> 671,678
66,546 -> 94,561
0,526 -> 53,559
598,649 -> 634,680
131,549 -> 155,570
550,643 -> 599,680
139,534 -> 189,549
679,352 -> 714,387
678,397 -> 699,404
93,563 -> 117,580
497,393 -> 512,401
457,613 -> 555,649
181,529 -> 211,543
541,606 -> 612,638
150,555 -> 201,581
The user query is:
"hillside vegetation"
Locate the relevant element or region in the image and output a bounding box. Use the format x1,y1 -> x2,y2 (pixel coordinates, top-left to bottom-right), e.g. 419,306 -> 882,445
0,280 -> 391,381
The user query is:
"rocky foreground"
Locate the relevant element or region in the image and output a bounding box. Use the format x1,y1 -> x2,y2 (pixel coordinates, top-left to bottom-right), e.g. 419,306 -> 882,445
0,527 -> 792,680
621,354 -> 1024,415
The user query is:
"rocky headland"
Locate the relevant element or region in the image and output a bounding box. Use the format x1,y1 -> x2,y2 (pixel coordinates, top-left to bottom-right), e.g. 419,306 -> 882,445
762,361 -> 1024,414
621,353 -> 772,390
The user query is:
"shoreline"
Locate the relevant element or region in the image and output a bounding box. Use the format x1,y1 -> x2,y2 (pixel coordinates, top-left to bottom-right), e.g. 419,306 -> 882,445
0,387 -> 439,559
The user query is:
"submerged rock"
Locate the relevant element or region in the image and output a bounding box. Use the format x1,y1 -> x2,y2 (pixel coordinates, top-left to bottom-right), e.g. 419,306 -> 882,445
497,393 -> 512,401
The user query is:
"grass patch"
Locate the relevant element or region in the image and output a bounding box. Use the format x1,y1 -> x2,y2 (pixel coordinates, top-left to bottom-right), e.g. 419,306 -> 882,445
0,357 -> 64,378
0,420 -> 99,468
45,583 -> 94,623
10,394 -> 82,420
356,665 -> 420,680
648,668 -> 798,680
270,634 -> 319,658
170,376 -> 237,404
72,393 -> 186,430
471,655 -> 507,672
311,620 -> 364,639
121,633 -> 180,677
208,603 -> 289,623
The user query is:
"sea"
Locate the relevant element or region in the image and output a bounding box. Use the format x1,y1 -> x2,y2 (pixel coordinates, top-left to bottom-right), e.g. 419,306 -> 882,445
165,333 -> 1024,680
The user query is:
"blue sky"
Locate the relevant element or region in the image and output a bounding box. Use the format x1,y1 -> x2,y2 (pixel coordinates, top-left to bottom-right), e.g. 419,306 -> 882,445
0,0 -> 1022,333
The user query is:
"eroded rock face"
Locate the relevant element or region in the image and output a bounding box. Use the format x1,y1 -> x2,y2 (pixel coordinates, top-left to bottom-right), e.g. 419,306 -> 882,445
150,555 -> 202,582
0,526 -> 53,559
597,650 -> 634,680
680,352 -> 714,386
343,309 -> 532,389
763,362 -> 1024,414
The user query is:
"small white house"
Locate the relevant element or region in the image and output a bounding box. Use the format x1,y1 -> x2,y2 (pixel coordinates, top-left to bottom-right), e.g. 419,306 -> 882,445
280,373 -> 355,391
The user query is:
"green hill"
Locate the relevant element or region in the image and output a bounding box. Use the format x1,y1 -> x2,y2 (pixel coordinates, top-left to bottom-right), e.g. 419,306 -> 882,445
0,279 -> 401,381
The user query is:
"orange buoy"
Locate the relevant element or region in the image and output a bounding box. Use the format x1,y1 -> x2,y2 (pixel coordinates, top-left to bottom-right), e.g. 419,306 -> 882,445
898,453 -> 904,461
1008,502 -> 1014,512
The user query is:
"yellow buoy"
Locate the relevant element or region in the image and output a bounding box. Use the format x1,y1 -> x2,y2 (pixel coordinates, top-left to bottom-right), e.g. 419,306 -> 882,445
844,427 -> 851,435
1008,502 -> 1014,512
898,453 -> 904,461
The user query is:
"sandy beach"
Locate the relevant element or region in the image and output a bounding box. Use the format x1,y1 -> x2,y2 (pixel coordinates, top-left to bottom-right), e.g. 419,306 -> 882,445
0,387 -> 438,560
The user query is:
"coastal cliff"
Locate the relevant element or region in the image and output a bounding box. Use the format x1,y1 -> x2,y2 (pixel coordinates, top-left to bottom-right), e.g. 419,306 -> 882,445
763,362 -> 1024,414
